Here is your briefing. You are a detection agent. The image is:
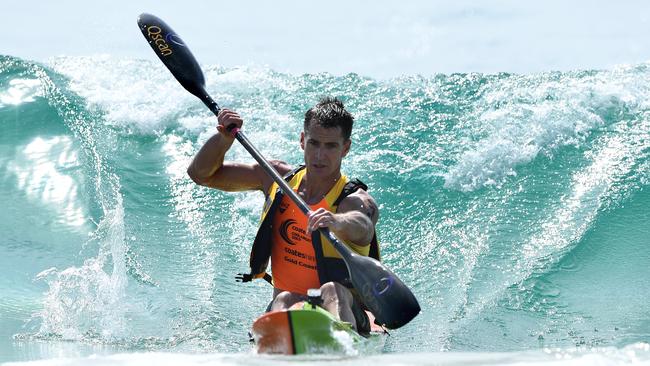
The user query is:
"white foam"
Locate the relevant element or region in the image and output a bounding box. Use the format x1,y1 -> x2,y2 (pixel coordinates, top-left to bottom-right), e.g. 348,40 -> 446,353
35,197 -> 129,341
48,56 -> 196,134
47,56 -> 296,138
0,78 -> 42,107
443,68 -> 649,192
3,343 -> 650,366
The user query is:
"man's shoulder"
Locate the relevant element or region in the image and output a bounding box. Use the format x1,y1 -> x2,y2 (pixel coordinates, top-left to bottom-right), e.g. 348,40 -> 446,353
337,188 -> 379,224
269,160 -> 293,176
340,188 -> 375,205
259,160 -> 293,192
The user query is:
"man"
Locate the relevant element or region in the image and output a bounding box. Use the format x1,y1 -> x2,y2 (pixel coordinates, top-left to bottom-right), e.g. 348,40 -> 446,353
187,97 -> 379,333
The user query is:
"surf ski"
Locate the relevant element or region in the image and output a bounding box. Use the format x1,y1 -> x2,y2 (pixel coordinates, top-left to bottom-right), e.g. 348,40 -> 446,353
250,289 -> 386,355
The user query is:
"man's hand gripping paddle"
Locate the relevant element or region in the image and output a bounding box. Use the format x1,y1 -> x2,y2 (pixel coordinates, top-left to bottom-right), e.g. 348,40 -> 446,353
137,13 -> 420,329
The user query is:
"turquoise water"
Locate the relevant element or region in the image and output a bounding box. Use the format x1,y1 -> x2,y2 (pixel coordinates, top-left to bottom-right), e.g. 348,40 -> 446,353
1,55 -> 649,364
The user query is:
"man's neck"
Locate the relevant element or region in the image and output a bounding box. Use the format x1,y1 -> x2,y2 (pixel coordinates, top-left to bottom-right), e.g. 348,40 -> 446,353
300,169 -> 342,205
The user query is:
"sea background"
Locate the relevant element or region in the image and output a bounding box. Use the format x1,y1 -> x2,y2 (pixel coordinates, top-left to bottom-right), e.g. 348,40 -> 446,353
1,1 -> 649,365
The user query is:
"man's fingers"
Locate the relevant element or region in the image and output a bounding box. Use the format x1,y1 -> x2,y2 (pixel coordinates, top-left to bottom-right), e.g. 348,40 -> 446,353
216,109 -> 243,136
308,209 -> 334,231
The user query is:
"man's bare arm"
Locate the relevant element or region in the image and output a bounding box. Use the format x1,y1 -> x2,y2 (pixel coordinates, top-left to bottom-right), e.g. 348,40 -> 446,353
187,109 -> 292,192
307,189 -> 379,246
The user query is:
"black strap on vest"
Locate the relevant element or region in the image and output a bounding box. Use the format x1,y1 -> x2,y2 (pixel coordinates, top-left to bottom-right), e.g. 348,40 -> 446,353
276,165 -> 305,194
332,178 -> 367,207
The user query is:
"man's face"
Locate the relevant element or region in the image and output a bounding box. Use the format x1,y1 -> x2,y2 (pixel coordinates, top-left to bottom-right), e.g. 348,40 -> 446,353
300,123 -> 351,178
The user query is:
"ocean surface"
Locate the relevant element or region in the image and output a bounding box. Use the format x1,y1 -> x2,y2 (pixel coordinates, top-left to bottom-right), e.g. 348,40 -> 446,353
1,54 -> 649,365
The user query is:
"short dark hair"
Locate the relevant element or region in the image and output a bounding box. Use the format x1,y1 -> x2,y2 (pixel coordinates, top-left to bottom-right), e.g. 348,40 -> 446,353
303,97 -> 354,140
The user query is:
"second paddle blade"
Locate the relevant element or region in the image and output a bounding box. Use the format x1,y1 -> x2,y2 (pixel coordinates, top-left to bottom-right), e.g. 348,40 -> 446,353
347,252 -> 420,329
137,13 -> 206,98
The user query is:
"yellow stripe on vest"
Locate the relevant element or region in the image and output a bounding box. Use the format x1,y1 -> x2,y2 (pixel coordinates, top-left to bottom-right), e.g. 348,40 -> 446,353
262,168 -> 370,258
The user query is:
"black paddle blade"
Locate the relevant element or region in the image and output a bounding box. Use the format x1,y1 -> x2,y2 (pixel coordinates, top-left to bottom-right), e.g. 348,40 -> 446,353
137,13 -> 206,99
347,252 -> 420,329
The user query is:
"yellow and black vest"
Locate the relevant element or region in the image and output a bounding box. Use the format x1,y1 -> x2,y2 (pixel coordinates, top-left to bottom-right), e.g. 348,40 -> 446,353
239,166 -> 380,288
